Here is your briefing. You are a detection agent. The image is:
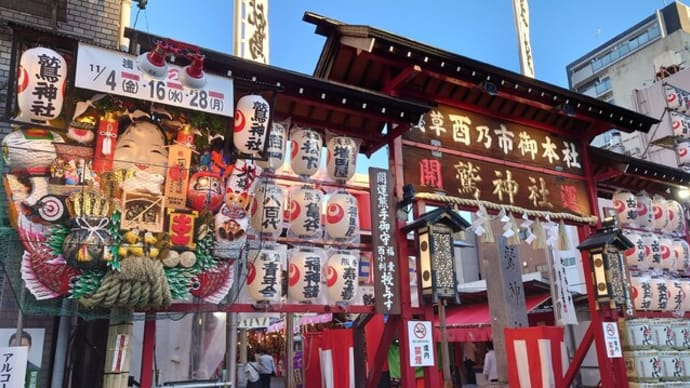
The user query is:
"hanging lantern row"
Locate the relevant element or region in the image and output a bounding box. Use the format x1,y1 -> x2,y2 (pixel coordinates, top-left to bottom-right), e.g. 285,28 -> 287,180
285,185 -> 360,242
623,230 -> 690,271
631,276 -> 690,312
246,246 -> 359,305
289,128 -> 360,183
612,191 -> 686,235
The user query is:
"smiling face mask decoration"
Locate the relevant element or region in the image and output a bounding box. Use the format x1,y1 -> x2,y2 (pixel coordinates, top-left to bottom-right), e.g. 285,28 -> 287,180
113,120 -> 169,177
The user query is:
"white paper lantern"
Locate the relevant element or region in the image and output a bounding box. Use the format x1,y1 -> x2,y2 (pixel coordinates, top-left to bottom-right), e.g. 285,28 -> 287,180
250,179 -> 285,239
653,196 -> 669,231
233,94 -> 270,156
288,186 -> 323,239
288,248 -> 323,303
666,200 -> 685,234
682,282 -> 690,312
642,234 -> 661,269
665,280 -> 685,312
678,141 -> 690,168
325,251 -> 359,304
659,238 -> 676,270
2,129 -> 64,173
16,47 -> 67,123
636,192 -> 654,230
613,191 -> 638,227
325,191 -> 360,241
650,278 -> 672,311
289,128 -> 322,177
246,247 -> 283,303
326,136 -> 358,182
674,239 -> 690,271
623,230 -> 645,267
631,277 -> 652,310
256,121 -> 287,171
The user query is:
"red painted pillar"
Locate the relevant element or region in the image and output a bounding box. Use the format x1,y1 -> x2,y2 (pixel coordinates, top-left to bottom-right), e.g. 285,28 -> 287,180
140,315 -> 156,388
397,221 -> 417,387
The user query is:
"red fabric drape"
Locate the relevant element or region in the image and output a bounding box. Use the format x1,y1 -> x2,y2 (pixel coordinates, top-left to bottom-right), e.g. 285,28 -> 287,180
321,328 -> 354,388
365,314 -> 388,374
303,332 -> 324,387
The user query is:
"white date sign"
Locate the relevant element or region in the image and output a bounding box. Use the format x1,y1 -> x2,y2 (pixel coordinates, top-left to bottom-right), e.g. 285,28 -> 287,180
75,42 -> 233,117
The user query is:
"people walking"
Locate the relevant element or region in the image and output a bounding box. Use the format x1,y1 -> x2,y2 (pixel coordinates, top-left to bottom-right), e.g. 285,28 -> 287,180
255,347 -> 276,388
483,342 -> 498,384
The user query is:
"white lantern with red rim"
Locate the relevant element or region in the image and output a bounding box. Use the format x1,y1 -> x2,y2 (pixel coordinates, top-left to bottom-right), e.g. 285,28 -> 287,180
16,47 -> 67,124
642,233 -> 661,269
325,251 -> 359,305
637,191 -> 654,230
250,179 -> 285,239
233,94 -> 270,156
674,239 -> 690,271
288,185 -> 323,239
659,237 -> 676,270
246,247 -> 284,303
256,121 -> 287,171
623,230 -> 645,267
666,200 -> 685,234
325,191 -> 360,242
652,196 -> 669,231
677,141 -> 690,169
326,136 -> 358,182
289,128 -> 322,177
288,248 -> 324,303
612,191 -> 638,227
630,276 -> 646,310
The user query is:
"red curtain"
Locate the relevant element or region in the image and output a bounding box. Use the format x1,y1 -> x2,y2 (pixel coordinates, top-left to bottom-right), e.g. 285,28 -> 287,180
321,328 -> 354,388
303,332 -> 324,387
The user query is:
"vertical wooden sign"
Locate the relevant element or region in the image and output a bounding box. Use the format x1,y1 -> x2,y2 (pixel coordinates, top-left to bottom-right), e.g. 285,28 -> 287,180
370,167 -> 401,315
164,143 -> 193,209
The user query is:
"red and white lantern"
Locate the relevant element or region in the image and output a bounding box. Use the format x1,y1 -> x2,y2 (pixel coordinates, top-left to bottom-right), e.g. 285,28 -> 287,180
250,179 -> 285,239
631,276 -> 651,310
612,191 -> 638,227
682,282 -> 690,311
233,94 -> 270,156
16,47 -> 67,124
666,200 -> 685,234
288,186 -> 323,239
247,247 -> 283,303
187,171 -> 225,212
257,121 -> 287,171
642,233 -> 661,269
652,196 -> 669,231
677,141 -> 690,168
659,237 -> 675,270
674,239 -> 690,271
288,248 -> 324,303
325,251 -> 359,305
325,191 -> 359,241
665,280 -> 685,311
623,230 -> 645,267
636,192 -> 654,230
289,128 -> 322,177
650,278 -> 672,311
225,158 -> 262,211
326,136 -> 358,182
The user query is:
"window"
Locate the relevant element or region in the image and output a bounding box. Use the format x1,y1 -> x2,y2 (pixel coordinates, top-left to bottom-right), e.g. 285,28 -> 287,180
0,0 -> 67,21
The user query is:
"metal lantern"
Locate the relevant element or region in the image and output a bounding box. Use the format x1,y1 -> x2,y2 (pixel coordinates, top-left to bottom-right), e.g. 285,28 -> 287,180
326,136 -> 358,182
623,230 -> 645,267
287,185 -> 323,239
401,207 -> 470,301
289,128 -> 322,177
250,179 -> 285,239
16,47 -> 67,124
256,121 -> 287,171
636,191 -> 654,230
666,200 -> 685,234
325,251 -> 359,305
652,196 -> 669,231
674,239 -> 690,271
288,248 -> 324,303
659,237 -> 675,270
233,94 -> 270,156
612,191 -> 638,227
325,191 -> 359,241
577,218 -> 634,305
247,247 -> 283,303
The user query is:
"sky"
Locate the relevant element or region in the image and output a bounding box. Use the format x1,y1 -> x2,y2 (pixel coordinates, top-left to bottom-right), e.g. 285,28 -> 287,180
130,0 -> 682,89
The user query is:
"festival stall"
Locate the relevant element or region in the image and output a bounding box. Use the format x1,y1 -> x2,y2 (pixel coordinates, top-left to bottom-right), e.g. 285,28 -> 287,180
0,22 -> 429,387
